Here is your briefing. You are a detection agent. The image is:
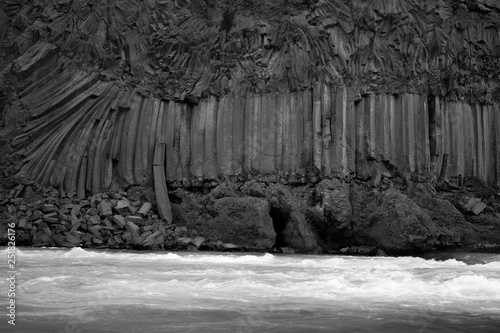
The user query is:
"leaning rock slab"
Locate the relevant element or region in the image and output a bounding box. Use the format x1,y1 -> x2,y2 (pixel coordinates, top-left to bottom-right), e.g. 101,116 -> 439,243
281,211 -> 321,253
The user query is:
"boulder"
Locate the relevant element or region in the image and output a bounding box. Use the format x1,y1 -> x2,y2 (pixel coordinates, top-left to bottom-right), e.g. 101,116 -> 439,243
407,183 -> 467,245
115,200 -> 130,210
222,243 -> 240,251
280,247 -> 295,254
350,188 -> 439,254
97,200 -> 113,216
189,197 -> 275,250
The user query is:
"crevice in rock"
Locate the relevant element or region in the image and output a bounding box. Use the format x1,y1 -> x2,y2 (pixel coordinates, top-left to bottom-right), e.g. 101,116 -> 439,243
269,206 -> 289,248
169,191 -> 183,204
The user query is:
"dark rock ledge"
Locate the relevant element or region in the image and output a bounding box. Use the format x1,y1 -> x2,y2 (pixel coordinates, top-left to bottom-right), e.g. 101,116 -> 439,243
2,162 -> 499,256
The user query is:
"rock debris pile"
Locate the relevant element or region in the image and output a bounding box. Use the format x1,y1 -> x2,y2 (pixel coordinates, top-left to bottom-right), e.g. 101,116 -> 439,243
0,184 -> 239,251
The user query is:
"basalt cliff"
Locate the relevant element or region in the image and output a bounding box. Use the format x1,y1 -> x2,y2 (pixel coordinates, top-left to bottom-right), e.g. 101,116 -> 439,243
1,0 -> 500,254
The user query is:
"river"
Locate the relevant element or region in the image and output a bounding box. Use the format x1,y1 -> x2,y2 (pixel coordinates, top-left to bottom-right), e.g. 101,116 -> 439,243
1,248 -> 499,332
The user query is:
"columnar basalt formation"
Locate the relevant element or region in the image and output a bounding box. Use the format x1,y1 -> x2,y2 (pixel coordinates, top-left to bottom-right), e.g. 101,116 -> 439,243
9,74 -> 500,193
1,0 -> 500,253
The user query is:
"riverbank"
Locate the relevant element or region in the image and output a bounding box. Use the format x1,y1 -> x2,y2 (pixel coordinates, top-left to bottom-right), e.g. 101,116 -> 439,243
1,165 -> 499,256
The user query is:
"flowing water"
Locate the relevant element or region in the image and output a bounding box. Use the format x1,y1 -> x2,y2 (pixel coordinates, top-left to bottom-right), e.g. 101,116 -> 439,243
1,248 -> 499,332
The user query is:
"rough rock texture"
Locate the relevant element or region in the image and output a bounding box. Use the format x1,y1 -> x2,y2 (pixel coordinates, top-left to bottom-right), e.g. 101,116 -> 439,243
2,168 -> 500,253
407,183 -> 468,244
1,1 -> 500,254
316,179 -> 352,228
281,211 -> 321,253
3,79 -> 499,195
203,196 -> 275,250
350,188 -> 438,253
0,0 -> 499,195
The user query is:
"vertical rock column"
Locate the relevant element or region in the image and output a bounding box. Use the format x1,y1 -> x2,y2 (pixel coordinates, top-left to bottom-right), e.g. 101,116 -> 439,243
10,76 -> 500,190
475,104 -> 486,181
403,94 -> 416,172
216,96 -> 234,177
301,89 -> 314,179
203,97 -> 218,180
493,104 -> 500,187
433,98 -> 450,181
258,93 -> 277,177
232,96 -> 246,177
153,142 -> 173,223
461,102 -> 474,178
482,105 -> 493,183
332,86 -> 350,176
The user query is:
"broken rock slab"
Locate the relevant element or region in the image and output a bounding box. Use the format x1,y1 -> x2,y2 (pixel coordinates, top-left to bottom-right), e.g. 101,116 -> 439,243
13,41 -> 58,79
97,200 -> 113,217
115,200 -> 130,210
463,198 -> 482,212
470,202 -> 487,215
125,215 -> 144,226
190,236 -> 205,248
138,202 -> 152,216
462,197 -> 487,215
222,243 -> 239,251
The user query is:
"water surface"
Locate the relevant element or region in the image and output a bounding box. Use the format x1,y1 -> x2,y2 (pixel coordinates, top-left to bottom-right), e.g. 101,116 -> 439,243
1,248 -> 499,332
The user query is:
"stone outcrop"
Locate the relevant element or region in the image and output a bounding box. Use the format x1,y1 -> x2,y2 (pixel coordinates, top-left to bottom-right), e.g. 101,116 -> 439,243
316,179 -> 352,229
1,170 -> 500,254
201,196 -> 276,250
351,188 -> 439,253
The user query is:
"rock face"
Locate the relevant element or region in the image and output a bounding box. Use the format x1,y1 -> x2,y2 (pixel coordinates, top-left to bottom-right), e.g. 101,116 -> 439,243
1,1 -> 500,254
281,211 -> 321,253
4,79 -> 500,196
351,188 -> 438,253
2,173 -> 500,254
407,184 -> 467,244
316,179 -> 352,228
201,196 -> 275,250
0,0 -> 499,195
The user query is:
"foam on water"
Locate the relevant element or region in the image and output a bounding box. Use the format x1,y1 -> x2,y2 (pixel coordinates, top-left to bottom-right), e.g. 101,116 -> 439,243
1,247 -> 499,332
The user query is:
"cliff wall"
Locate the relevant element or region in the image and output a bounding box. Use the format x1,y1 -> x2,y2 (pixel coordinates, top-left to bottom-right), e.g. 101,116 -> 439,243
2,0 -> 499,192
9,67 -> 500,196
2,0 -> 500,253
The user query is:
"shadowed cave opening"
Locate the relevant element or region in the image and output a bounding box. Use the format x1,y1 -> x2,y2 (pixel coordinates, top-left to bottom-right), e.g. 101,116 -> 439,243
270,207 -> 289,248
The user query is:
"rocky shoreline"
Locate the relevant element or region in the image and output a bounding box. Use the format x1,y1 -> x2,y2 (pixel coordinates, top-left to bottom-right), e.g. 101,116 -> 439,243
2,163 -> 499,256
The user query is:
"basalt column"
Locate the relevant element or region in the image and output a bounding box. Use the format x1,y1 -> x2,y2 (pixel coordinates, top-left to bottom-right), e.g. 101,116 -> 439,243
10,77 -> 500,195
